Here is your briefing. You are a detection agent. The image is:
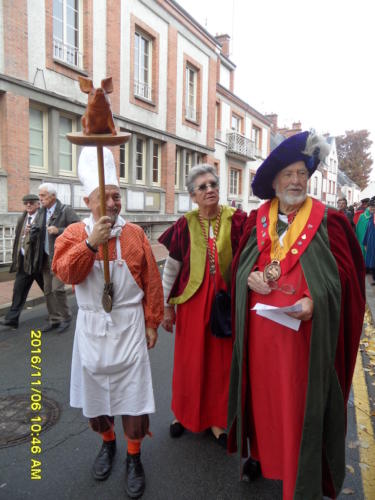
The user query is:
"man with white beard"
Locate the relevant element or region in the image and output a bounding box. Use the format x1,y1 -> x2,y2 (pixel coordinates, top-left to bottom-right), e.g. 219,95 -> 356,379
227,131 -> 365,500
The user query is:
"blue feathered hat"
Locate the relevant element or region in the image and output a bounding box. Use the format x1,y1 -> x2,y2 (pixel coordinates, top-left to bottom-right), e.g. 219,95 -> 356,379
251,131 -> 330,199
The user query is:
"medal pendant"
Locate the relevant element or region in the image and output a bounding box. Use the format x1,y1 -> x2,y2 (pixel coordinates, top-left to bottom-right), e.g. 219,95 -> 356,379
102,282 -> 114,313
263,260 -> 281,282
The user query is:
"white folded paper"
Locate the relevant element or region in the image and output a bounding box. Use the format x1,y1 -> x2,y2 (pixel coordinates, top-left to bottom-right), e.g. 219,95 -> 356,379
251,302 -> 302,332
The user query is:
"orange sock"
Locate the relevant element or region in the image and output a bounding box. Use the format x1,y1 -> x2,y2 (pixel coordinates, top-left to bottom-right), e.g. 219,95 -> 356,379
101,426 -> 115,442
127,438 -> 141,455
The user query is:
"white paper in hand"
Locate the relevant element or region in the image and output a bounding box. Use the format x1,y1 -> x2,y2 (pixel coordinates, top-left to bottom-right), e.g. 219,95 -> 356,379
251,302 -> 302,332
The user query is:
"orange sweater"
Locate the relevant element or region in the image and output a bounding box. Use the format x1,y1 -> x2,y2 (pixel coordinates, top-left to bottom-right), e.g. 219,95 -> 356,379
52,221 -> 164,329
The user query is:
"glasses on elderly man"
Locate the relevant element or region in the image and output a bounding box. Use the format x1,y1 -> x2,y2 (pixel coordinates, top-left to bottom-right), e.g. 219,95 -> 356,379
195,181 -> 219,192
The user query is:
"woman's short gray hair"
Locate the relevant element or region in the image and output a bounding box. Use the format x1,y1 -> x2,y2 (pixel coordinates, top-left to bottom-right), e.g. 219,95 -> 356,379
186,164 -> 219,194
38,182 -> 57,196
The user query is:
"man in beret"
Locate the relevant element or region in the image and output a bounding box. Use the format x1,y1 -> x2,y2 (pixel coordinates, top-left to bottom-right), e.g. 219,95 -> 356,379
0,194 -> 43,329
353,197 -> 370,226
227,131 -> 365,499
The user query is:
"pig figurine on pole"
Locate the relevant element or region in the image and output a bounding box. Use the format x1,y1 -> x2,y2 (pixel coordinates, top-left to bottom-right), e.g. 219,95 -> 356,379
79,76 -> 117,136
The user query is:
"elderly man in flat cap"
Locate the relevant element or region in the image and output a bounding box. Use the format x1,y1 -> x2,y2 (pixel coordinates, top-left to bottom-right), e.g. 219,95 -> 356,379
227,131 -> 365,500
52,147 -> 163,499
0,194 -> 44,329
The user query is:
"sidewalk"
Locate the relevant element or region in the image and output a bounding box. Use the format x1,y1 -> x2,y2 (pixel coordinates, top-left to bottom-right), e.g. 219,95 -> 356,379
0,242 -> 168,315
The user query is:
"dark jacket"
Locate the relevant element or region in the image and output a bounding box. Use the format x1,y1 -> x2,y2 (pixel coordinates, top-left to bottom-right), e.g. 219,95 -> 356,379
9,212 -> 27,273
30,199 -> 80,267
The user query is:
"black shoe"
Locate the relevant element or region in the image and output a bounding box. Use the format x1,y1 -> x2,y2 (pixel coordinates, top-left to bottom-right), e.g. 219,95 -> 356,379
0,318 -> 18,329
242,457 -> 261,481
126,452 -> 145,498
92,439 -> 116,481
213,432 -> 227,449
41,322 -> 60,332
56,320 -> 71,333
169,421 -> 185,438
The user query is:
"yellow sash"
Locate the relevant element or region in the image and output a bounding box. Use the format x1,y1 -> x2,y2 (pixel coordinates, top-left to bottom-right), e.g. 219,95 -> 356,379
269,196 -> 312,261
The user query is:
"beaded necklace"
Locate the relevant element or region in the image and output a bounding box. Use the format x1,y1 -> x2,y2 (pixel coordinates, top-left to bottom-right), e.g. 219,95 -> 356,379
198,205 -> 223,275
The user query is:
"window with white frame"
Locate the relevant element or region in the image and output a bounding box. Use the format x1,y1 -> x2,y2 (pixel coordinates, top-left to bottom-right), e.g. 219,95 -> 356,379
252,126 -> 262,155
249,172 -> 256,197
134,32 -> 152,101
175,148 -> 180,188
53,0 -> 82,68
120,142 -> 129,182
229,168 -> 240,196
152,142 -> 161,185
231,114 -> 241,133
135,137 -> 146,184
59,114 -> 77,174
314,177 -> 318,196
185,66 -> 197,121
29,106 -> 48,171
184,151 -> 192,188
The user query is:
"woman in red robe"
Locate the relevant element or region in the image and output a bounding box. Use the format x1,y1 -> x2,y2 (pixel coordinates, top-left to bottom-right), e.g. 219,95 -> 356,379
159,164 -> 246,445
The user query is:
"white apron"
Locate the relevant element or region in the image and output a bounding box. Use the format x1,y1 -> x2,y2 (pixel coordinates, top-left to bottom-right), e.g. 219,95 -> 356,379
70,216 -> 155,418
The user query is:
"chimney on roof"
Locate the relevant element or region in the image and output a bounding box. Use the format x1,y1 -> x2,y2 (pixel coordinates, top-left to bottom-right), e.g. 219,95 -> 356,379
265,113 -> 278,132
215,34 -> 231,58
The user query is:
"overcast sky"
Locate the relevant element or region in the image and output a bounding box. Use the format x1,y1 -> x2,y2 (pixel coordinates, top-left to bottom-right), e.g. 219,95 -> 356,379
177,0 -> 375,179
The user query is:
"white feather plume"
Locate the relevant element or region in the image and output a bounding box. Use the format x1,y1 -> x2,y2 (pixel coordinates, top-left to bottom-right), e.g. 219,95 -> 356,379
302,132 -> 331,162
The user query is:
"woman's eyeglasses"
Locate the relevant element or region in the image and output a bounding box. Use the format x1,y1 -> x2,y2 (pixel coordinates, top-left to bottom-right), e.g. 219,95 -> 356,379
196,181 -> 219,192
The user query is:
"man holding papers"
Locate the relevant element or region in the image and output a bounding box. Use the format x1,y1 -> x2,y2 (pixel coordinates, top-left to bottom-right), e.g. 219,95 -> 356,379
227,131 -> 365,500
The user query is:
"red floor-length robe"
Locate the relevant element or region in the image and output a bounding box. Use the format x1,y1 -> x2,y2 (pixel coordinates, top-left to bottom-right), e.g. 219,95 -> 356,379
172,240 -> 233,432
248,254 -> 311,500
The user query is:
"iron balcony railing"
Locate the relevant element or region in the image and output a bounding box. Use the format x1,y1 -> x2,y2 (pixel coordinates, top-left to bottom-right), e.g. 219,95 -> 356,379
226,131 -> 256,160
134,81 -> 153,101
185,106 -> 197,122
53,39 -> 82,68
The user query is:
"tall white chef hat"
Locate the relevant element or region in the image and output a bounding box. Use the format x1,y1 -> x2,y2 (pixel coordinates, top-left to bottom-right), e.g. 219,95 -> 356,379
78,146 -> 119,196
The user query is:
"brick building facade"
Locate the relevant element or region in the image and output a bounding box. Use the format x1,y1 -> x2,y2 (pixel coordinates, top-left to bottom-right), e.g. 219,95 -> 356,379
0,0 -> 271,262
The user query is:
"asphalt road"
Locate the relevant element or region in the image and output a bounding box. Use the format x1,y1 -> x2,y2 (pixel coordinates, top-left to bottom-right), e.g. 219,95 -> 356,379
0,295 -> 369,500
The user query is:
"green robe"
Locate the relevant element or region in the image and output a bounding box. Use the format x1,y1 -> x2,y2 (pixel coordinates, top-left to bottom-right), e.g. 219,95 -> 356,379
356,208 -> 371,258
228,204 -> 365,499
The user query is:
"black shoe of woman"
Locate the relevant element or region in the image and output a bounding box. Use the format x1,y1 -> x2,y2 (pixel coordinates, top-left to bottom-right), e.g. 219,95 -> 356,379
169,421 -> 185,438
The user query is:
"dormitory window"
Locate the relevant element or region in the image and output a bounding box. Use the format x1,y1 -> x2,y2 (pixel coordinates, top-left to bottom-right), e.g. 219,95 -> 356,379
136,137 -> 146,184
29,106 -> 47,171
175,148 -> 180,188
185,66 -> 197,121
53,0 -> 82,68
59,115 -> 77,175
184,151 -> 192,187
229,168 -> 240,196
120,142 -> 129,182
152,142 -> 161,185
134,32 -> 152,101
231,114 -> 241,133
